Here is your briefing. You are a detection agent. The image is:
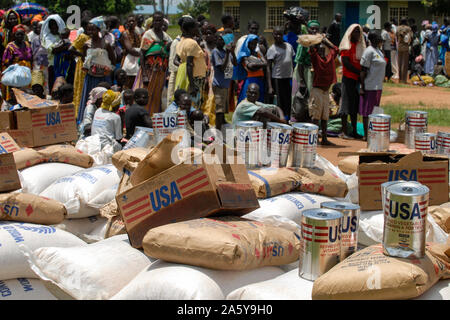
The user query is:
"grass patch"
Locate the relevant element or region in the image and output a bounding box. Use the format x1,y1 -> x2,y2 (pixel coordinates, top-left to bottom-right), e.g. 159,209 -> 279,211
381,104 -> 450,127
167,25 -> 180,40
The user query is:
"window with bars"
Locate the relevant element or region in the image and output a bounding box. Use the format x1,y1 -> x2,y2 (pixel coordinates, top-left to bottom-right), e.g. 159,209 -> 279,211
389,7 -> 408,23
223,5 -> 240,26
267,5 -> 285,30
302,7 -> 318,21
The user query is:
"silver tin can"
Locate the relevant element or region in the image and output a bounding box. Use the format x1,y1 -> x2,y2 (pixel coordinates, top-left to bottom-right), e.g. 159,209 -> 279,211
367,114 -> 391,152
405,111 -> 428,149
437,131 -> 450,156
123,126 -> 155,150
299,208 -> 343,281
292,123 -> 319,168
383,181 -> 429,259
152,111 -> 187,143
380,180 -> 407,210
235,121 -> 264,169
266,122 -> 293,168
415,132 -> 437,154
320,201 -> 360,260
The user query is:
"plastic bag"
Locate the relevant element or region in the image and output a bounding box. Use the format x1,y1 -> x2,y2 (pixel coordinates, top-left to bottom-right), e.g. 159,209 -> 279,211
1,64 -> 32,87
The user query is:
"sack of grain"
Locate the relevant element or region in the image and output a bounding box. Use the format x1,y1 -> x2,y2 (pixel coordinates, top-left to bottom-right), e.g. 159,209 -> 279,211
111,260 -> 284,300
142,216 -> 300,271
429,204 -> 450,233
311,243 -> 450,300
20,235 -> 155,300
227,268 -> 313,300
338,156 -> 359,175
243,192 -> 335,226
40,165 -> 121,218
111,147 -> 151,174
248,167 -> 347,199
130,134 -> 182,186
297,34 -> 324,47
35,144 -> 93,168
0,193 -> 66,225
13,148 -> 42,170
53,215 -> 108,243
20,163 -> 84,195
0,278 -> 57,300
0,221 -> 86,280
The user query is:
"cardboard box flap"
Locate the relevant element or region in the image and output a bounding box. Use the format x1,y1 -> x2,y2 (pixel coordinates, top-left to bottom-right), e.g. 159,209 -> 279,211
0,132 -> 21,153
12,88 -> 57,109
338,151 -> 397,157
216,182 -> 260,209
395,151 -> 424,166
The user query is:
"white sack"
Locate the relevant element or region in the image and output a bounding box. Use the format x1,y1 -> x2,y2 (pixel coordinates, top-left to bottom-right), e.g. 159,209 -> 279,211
0,221 -> 86,280
19,163 -> 84,195
20,235 -> 154,300
111,260 -> 285,300
40,165 -> 121,218
53,215 -> 108,243
227,268 -> 313,300
0,278 -> 57,300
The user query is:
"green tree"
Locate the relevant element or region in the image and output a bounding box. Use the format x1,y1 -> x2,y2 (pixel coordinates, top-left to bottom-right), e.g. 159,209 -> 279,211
422,0 -> 450,15
34,0 -> 135,17
1,0 -> 16,10
174,0 -> 209,22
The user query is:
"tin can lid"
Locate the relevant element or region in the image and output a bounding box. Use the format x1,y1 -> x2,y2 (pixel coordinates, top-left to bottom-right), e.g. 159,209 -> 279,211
236,121 -> 263,128
321,201 -> 360,211
135,126 -> 154,133
292,122 -> 319,131
415,132 -> 436,138
386,181 -> 430,197
267,122 -> 293,130
302,208 -> 343,220
369,114 -> 391,120
437,131 -> 450,137
381,180 -> 407,189
406,110 -> 428,116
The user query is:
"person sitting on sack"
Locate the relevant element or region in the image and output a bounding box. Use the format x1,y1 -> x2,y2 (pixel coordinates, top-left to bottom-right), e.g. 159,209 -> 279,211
232,83 -> 287,127
124,88 -> 152,140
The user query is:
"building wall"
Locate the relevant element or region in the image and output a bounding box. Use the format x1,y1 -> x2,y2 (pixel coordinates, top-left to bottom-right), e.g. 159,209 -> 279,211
209,1 -> 431,43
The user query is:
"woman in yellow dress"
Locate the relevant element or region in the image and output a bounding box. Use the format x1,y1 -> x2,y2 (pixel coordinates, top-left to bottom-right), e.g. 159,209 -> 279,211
69,19 -> 91,116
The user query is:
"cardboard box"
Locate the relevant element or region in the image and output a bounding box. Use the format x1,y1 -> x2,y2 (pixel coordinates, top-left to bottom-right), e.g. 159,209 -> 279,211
356,151 -> 449,210
0,89 -> 78,147
0,133 -> 21,192
116,149 -> 260,248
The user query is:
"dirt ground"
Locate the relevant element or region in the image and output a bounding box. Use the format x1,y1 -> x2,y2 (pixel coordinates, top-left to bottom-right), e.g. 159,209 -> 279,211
317,125 -> 450,166
381,85 -> 450,108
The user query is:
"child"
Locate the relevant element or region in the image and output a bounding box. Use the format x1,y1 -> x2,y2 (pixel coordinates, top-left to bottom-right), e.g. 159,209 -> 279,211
211,33 -> 237,131
58,84 -> 74,104
124,89 -> 152,140
117,89 -> 134,133
308,36 -> 339,145
267,26 -> 295,121
91,90 -> 123,148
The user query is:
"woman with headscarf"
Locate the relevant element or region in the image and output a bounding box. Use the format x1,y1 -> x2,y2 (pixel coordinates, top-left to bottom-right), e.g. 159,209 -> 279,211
120,15 -> 141,90
136,11 -> 172,114
78,17 -> 116,124
439,26 -> 450,68
290,20 -> 320,122
424,23 -> 440,75
0,9 -> 21,58
40,14 -> 66,93
338,23 -> 366,140
235,34 -> 267,104
91,89 -> 123,149
68,17 -> 91,117
78,86 -> 107,137
1,24 -> 33,101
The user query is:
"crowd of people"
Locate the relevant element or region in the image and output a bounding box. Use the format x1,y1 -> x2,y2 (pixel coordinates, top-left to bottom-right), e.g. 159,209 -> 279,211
0,7 -> 449,150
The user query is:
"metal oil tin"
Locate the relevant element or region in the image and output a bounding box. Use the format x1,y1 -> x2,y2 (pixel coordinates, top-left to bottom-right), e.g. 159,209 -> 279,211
367,114 -> 391,152
437,131 -> 450,156
152,111 -> 187,144
405,111 -> 428,149
123,126 -> 155,150
415,132 -> 437,154
383,181 -> 429,259
266,122 -> 293,168
291,123 -> 319,168
320,201 -> 360,260
299,208 -> 343,281
235,121 -> 264,169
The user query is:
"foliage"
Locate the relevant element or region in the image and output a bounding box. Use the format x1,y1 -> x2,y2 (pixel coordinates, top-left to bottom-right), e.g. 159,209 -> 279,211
421,0 -> 450,15
172,0 -> 210,23
34,0 -> 135,18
